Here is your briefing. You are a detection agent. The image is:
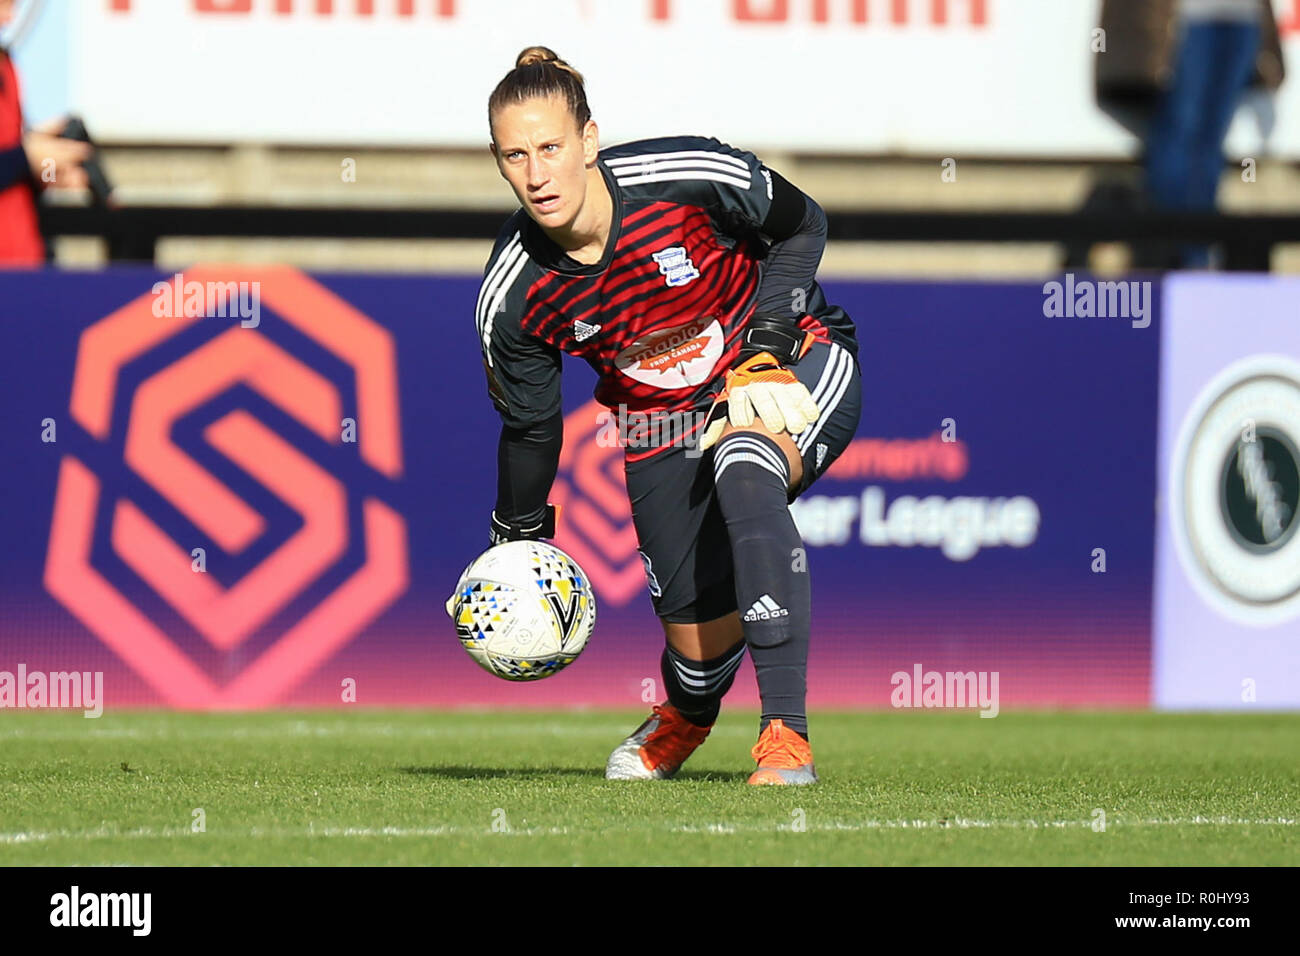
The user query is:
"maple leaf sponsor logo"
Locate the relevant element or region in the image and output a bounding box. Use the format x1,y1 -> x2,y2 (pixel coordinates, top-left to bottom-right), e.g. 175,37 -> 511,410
613,317 -> 724,390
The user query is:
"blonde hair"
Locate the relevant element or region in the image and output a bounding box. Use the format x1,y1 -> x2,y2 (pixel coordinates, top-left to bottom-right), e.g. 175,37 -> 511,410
489,46 -> 592,138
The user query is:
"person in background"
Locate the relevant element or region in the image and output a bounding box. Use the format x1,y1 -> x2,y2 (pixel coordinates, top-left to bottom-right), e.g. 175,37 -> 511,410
0,0 -> 89,265
1147,0 -> 1278,267
1093,0 -> 1285,270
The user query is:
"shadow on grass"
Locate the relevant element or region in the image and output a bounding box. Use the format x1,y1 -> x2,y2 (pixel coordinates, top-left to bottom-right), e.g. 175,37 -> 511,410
399,765 -> 605,780
670,770 -> 752,783
399,765 -> 751,783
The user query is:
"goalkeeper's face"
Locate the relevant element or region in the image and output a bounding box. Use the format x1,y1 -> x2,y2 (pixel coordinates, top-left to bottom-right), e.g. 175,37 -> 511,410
491,95 -> 599,232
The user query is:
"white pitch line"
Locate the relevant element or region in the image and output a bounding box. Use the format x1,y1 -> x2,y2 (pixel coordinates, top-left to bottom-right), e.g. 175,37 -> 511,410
301,825 -> 572,838
0,825 -> 190,844
2,816 -> 1295,846
675,816 -> 1300,833
0,824 -> 570,844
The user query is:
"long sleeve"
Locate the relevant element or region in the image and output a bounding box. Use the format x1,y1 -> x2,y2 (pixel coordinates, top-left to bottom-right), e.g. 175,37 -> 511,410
493,409 -> 563,530
477,220 -> 566,542
752,171 -> 829,322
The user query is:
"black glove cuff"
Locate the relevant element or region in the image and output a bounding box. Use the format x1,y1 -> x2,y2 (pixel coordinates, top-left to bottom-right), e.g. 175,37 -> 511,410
489,505 -> 557,546
738,315 -> 811,365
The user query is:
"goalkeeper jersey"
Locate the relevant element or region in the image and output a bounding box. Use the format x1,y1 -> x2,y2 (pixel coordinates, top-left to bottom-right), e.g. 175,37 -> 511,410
474,134 -> 858,463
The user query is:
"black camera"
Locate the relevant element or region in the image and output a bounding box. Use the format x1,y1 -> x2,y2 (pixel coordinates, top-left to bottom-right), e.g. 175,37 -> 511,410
57,115 -> 114,207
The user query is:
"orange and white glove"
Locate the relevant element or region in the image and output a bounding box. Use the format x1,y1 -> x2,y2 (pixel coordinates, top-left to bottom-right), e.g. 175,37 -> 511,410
698,343 -> 820,452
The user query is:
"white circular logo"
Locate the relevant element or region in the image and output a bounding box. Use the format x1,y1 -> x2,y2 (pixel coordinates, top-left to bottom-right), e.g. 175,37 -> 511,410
614,318 -> 724,389
1171,355 -> 1300,626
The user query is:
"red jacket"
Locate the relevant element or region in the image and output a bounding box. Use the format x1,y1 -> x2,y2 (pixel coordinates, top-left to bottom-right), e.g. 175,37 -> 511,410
0,50 -> 45,266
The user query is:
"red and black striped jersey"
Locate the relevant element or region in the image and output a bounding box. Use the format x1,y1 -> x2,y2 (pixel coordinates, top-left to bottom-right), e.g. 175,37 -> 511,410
474,134 -> 857,460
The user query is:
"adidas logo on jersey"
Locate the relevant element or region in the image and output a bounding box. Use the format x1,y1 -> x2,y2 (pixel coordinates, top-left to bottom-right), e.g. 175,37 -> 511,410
743,594 -> 788,622
573,320 -> 602,342
816,443 -> 828,469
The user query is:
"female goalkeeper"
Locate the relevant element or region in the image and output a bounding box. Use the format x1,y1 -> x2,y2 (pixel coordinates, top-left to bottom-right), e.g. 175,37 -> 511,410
476,46 -> 861,785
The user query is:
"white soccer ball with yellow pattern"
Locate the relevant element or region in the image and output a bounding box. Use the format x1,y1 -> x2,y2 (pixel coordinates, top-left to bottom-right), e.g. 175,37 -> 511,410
446,540 -> 597,681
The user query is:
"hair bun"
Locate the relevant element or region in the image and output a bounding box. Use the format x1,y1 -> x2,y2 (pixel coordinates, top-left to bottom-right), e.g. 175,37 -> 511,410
516,45 -> 561,69
490,47 -> 591,135
512,46 -> 585,86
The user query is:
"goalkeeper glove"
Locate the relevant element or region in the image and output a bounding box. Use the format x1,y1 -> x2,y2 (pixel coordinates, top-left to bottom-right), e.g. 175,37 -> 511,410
698,320 -> 820,453
488,503 -> 559,547
445,504 -> 562,618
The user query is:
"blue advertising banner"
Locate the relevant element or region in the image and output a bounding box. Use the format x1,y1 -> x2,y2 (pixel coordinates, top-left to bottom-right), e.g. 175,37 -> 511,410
0,267 -> 1157,710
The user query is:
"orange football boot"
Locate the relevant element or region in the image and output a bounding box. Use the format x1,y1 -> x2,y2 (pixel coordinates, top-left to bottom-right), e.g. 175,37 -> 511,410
747,718 -> 818,785
605,703 -> 712,780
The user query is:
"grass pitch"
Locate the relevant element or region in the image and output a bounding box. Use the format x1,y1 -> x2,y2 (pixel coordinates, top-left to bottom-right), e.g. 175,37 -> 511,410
1,710 -> 1296,866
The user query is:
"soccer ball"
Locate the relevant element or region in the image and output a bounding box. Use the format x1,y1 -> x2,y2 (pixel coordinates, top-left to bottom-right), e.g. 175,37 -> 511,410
447,540 -> 597,681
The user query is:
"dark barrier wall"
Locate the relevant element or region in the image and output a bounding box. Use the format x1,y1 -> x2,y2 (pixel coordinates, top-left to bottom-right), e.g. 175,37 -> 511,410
0,267 -> 1158,710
